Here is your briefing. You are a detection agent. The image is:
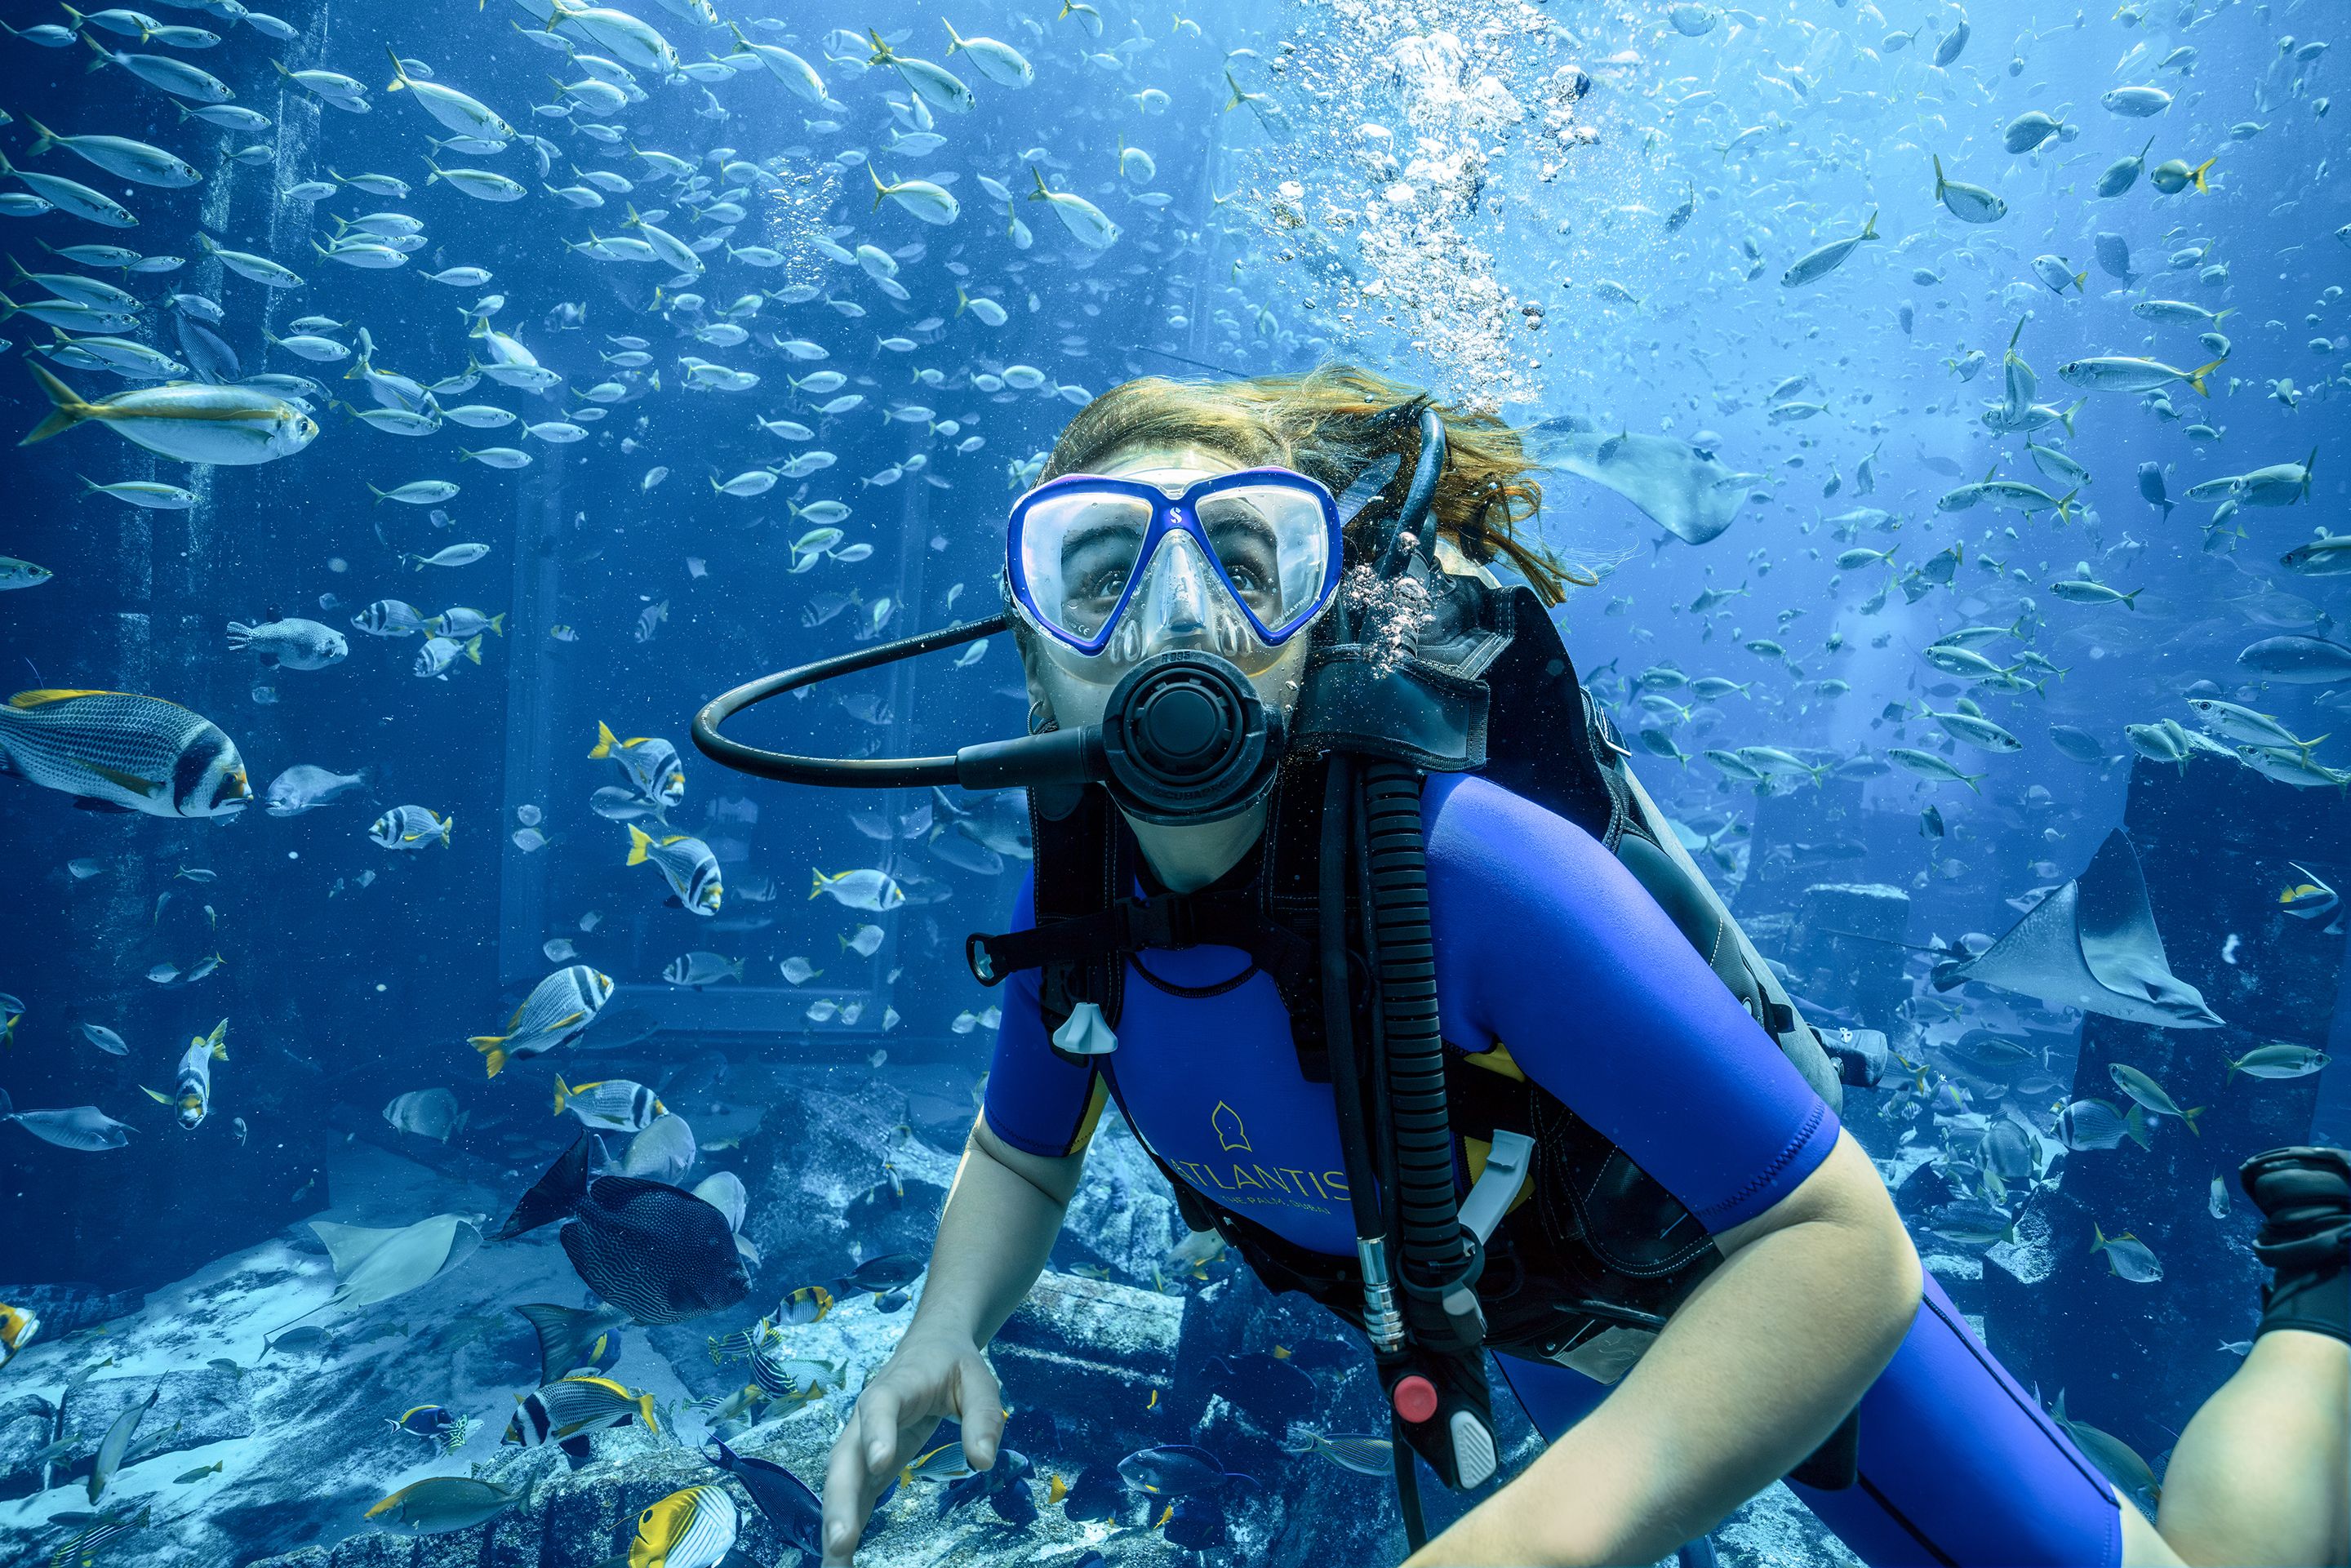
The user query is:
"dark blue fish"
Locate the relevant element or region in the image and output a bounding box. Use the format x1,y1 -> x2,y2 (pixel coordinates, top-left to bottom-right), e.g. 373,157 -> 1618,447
837,1253 -> 923,1293
1059,1464 -> 1123,1522
1164,1495 -> 1227,1550
1202,1352 -> 1317,1428
938,1447 -> 1035,1525
498,1135 -> 749,1325
1117,1443 -> 1255,1497
705,1439 -> 860,1556
2093,232 -> 2135,282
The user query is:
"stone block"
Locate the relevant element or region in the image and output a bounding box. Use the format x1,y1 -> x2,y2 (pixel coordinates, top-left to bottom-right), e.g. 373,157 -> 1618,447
992,1270 -> 1184,1453
1794,882 -> 1913,1026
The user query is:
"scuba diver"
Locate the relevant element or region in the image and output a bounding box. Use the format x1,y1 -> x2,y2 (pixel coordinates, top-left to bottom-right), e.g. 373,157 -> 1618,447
694,365 -> 2350,1568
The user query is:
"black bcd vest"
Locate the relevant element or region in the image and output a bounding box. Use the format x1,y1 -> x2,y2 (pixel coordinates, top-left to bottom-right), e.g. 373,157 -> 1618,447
969,567 -> 1869,1481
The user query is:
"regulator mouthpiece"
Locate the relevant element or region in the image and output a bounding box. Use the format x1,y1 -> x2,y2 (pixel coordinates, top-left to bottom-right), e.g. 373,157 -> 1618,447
1097,651 -> 1286,826
693,620 -> 1282,828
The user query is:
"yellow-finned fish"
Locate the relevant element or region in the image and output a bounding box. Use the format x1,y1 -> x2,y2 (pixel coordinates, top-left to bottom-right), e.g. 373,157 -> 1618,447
363,1476 -> 518,1535
551,1075 -> 664,1132
501,1373 -> 657,1460
627,824 -> 722,916
144,1017 -> 226,1129
590,720 -> 685,809
0,688 -> 250,817
20,362 -> 320,464
625,1483 -> 739,1568
469,965 -> 614,1078
0,1299 -> 40,1366
369,804 -> 453,849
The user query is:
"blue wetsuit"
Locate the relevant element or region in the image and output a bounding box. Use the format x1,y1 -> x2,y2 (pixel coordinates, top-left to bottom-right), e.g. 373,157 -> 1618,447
984,774 -> 2122,1567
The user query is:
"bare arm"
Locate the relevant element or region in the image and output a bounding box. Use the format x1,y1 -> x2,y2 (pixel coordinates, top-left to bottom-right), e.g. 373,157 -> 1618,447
899,1112 -> 1085,1348
1408,1131 -> 1922,1567
820,1112 -> 1085,1565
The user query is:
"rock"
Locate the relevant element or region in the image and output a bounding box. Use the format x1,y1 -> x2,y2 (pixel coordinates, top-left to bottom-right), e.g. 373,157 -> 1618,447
0,1281 -> 145,1339
729,1073 -> 958,1294
992,1270 -> 1184,1454
1793,882 -> 1913,1027
1,1367 -> 256,1500
1056,1112 -> 1184,1283
1715,1481 -> 1866,1568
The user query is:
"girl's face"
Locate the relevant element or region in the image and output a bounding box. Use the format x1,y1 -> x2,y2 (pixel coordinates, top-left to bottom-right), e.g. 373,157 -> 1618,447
1015,441 -> 1323,737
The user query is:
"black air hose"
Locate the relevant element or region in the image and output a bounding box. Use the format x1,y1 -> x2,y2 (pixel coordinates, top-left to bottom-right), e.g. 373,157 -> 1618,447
1375,407 -> 1449,579
1360,758 -> 1465,1276
1320,756 -> 1387,1247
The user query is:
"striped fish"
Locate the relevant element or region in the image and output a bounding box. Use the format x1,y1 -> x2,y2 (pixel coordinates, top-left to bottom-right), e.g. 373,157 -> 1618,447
369,803 -> 452,850
626,824 -> 722,916
0,689 -> 250,817
470,965 -> 614,1077
502,1373 -> 657,1459
590,720 -> 685,808
149,1017 -> 226,1129
49,1504 -> 149,1567
552,1075 -> 664,1132
0,1299 -> 41,1367
707,1317 -> 844,1404
625,1484 -> 738,1568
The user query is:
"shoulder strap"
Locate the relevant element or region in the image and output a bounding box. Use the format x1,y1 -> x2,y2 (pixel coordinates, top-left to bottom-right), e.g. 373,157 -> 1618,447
968,762 -> 1344,1081
1016,783 -> 1130,1042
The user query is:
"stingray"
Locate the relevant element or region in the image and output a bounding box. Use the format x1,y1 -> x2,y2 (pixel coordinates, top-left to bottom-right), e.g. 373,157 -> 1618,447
1936,829 -> 2221,1028
309,1214 -> 481,1309
1524,417 -> 1760,546
264,1213 -> 481,1342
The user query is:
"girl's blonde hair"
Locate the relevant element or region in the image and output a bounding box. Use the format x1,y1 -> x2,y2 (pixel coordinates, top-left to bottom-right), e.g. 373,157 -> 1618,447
1041,362 -> 1584,605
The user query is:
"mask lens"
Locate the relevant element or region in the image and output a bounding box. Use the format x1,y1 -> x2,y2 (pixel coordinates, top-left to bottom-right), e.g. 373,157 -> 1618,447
1018,490 -> 1156,642
1193,482 -> 1333,637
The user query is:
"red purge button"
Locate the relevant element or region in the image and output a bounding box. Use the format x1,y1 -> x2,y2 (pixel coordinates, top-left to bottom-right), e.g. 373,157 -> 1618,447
1392,1375 -> 1439,1424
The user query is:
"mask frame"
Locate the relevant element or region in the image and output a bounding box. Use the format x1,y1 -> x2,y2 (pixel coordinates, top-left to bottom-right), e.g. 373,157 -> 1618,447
1005,466 -> 1344,671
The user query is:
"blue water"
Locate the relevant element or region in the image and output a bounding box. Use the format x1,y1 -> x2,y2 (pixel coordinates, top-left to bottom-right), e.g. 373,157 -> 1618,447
0,0 -> 2344,1557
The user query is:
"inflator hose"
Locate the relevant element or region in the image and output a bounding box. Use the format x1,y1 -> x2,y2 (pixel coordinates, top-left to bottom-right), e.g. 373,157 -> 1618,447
1321,756 -> 1389,1246
1361,758 -> 1467,1279
1361,403 -> 1478,1319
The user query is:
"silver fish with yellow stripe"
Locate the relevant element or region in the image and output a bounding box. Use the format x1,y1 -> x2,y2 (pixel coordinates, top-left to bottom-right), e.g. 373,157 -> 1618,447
20,362 -> 319,464
470,964 -> 614,1077
627,824 -> 722,917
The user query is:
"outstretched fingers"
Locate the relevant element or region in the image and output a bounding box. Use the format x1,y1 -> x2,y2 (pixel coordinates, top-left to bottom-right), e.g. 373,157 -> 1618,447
819,1421 -> 873,1568
820,1384 -> 905,1567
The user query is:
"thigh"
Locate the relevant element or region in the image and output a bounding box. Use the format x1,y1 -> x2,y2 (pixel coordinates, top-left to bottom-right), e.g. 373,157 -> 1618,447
1789,1273 -> 2125,1568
